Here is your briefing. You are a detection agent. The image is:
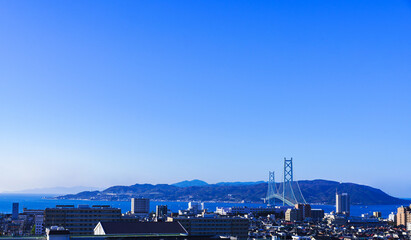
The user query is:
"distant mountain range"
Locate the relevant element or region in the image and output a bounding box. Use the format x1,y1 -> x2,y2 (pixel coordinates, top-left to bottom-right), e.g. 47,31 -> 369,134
4,186 -> 102,195
172,180 -> 209,187
56,179 -> 410,205
171,179 -> 266,187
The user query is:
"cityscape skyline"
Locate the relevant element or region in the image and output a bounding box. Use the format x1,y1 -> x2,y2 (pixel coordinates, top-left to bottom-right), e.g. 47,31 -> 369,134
1,0 -> 411,197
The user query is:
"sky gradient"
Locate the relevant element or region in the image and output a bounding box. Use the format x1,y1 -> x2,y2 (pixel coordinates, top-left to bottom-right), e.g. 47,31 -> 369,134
0,0 -> 410,197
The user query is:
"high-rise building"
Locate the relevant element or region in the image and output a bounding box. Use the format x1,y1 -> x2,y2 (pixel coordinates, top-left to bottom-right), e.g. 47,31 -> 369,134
188,202 -> 203,214
373,211 -> 382,218
396,205 -> 411,226
295,204 -> 311,220
285,208 -> 298,222
388,212 -> 396,222
44,205 -> 121,235
311,209 -> 325,221
156,205 -> 168,220
12,202 -> 19,220
336,192 -> 350,216
285,204 -> 312,222
131,198 -> 150,215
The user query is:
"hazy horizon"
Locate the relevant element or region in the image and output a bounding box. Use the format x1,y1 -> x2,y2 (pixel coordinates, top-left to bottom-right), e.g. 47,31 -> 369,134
1,1 -> 410,197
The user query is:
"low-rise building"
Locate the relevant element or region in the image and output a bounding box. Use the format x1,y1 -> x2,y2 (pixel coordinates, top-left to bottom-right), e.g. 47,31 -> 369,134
21,208 -> 45,235
325,214 -> 347,225
23,208 -> 44,215
94,221 -> 188,236
216,206 -> 286,217
44,205 -> 121,235
167,216 -> 249,239
34,214 -> 44,235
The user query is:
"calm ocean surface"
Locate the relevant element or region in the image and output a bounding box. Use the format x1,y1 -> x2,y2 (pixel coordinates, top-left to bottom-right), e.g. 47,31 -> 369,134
0,194 -> 407,218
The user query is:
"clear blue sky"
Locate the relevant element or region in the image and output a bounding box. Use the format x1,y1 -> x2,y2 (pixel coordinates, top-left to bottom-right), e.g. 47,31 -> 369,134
0,0 -> 410,197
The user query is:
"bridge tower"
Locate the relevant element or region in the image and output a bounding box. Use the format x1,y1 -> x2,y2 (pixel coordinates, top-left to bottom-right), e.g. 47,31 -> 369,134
283,158 -> 295,205
265,158 -> 307,206
281,157 -> 306,205
266,171 -> 276,206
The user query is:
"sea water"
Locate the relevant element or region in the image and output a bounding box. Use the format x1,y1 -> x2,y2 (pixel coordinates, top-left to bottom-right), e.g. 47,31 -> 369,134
0,194 -> 407,218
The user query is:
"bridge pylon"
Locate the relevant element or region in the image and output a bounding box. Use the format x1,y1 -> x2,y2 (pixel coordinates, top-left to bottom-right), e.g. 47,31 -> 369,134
265,157 -> 307,206
266,171 -> 276,206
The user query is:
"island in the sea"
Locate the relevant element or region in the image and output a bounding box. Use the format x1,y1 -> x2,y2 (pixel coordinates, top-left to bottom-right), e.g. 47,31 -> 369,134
56,179 -> 410,205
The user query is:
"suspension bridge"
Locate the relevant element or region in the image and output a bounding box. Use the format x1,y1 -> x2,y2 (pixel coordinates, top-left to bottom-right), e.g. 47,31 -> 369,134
265,158 -> 307,206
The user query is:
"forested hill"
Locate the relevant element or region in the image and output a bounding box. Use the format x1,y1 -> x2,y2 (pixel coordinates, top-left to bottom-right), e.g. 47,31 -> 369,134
57,179 -> 410,205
